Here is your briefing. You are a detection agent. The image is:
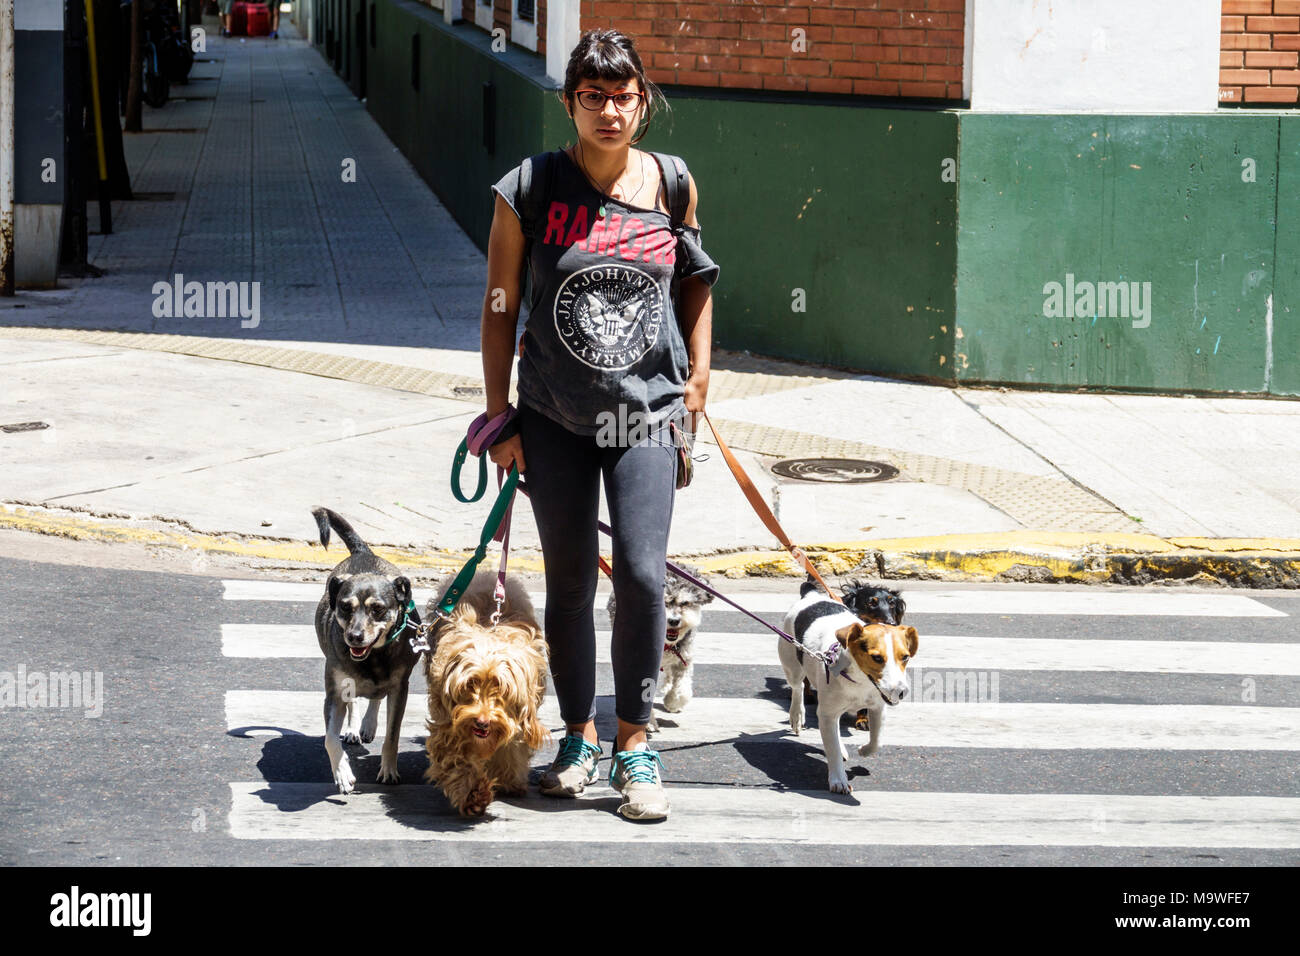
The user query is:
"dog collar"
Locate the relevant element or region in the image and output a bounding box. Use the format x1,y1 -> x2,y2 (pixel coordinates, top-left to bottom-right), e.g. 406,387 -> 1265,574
663,641 -> 686,666
382,600 -> 418,648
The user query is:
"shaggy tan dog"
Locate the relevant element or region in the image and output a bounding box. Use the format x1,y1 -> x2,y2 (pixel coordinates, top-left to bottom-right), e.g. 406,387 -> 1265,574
423,570 -> 549,816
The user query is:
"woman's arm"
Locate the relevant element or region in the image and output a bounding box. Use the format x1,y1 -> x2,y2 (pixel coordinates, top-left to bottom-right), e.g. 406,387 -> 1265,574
679,172 -> 712,417
482,192 -> 528,471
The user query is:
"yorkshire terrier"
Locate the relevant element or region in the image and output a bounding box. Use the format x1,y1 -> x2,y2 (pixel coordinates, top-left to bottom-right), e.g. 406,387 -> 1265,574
607,564 -> 714,733
423,570 -> 549,817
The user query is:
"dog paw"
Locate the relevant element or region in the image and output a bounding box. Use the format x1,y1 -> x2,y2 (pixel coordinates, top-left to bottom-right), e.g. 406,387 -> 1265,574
361,710 -> 379,744
334,761 -> 357,794
663,694 -> 687,713
858,741 -> 879,757
828,772 -> 852,794
462,782 -> 494,817
377,762 -> 400,785
341,730 -> 362,745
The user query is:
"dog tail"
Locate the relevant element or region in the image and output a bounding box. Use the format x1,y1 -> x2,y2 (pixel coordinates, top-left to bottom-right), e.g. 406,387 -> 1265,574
311,507 -> 373,557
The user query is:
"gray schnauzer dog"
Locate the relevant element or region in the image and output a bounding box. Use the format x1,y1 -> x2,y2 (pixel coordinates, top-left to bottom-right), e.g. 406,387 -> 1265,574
607,565 -> 714,732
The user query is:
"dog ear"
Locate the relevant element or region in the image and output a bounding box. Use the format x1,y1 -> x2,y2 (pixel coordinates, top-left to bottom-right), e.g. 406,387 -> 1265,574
327,575 -> 346,611
903,626 -> 919,656
392,576 -> 412,607
835,621 -> 864,647
892,594 -> 907,622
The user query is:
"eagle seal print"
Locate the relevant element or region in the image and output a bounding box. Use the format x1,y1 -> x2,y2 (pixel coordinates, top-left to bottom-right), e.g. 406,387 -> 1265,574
554,263 -> 665,370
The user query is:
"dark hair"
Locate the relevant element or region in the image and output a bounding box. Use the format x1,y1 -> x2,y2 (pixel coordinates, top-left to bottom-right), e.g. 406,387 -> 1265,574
561,29 -> 670,145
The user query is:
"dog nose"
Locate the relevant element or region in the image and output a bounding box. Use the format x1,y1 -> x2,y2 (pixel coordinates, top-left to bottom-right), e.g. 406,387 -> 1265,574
474,718 -> 490,730
896,686 -> 908,700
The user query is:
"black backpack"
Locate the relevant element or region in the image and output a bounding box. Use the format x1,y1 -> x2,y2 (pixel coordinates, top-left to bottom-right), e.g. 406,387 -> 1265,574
515,149 -> 692,308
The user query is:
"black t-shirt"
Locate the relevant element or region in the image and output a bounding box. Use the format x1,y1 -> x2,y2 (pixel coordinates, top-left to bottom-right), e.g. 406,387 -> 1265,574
492,149 -> 720,436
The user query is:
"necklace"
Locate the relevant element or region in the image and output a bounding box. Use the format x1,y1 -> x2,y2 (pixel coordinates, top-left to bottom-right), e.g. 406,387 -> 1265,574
572,144 -> 644,219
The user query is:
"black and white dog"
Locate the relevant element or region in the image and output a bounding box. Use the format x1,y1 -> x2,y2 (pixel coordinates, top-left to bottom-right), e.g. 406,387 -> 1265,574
607,564 -> 714,732
781,578 -> 918,793
312,507 -> 423,794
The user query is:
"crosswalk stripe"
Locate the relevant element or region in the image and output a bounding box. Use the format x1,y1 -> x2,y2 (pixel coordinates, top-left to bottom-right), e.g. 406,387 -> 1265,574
225,690 -> 1300,750
220,624 -> 1300,675
220,580 -> 1287,617
226,782 -> 1300,847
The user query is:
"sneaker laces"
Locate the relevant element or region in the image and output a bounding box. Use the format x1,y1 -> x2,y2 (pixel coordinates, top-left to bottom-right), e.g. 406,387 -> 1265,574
612,748 -> 663,785
554,734 -> 600,768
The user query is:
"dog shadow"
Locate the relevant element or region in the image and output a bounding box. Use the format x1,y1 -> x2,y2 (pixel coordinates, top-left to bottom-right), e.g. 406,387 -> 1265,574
237,730 -> 434,812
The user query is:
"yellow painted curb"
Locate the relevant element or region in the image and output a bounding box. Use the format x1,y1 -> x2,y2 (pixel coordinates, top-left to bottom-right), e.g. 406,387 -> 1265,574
3,505 -> 1299,585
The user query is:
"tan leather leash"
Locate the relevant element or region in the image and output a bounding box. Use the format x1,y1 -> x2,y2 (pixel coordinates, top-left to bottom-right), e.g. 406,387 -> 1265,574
699,410 -> 844,606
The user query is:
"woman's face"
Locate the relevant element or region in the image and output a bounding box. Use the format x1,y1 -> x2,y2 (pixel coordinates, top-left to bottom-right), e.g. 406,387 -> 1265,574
567,75 -> 646,152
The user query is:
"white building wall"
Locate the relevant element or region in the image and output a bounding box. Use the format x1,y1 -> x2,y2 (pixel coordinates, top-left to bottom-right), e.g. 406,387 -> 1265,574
969,0 -> 1221,113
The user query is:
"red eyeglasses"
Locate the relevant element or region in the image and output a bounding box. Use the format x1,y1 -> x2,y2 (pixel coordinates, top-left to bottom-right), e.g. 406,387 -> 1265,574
574,89 -> 646,112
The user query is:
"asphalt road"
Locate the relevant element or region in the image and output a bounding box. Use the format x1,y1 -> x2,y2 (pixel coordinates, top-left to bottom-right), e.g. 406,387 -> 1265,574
2,554 -> 1298,866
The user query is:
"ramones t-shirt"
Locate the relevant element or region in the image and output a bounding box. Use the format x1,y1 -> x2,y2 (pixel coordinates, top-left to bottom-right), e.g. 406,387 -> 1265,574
491,149 -> 721,436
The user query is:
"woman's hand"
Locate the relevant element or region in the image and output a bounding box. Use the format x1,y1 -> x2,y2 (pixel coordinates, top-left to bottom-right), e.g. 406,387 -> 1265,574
684,369 -> 709,415
488,434 -> 526,475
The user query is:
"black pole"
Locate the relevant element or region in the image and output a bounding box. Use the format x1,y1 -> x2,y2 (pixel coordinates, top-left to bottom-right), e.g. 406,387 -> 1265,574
60,0 -> 90,271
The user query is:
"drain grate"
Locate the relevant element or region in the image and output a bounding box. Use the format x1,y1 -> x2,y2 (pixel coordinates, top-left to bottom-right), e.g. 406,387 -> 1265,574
770,457 -> 899,483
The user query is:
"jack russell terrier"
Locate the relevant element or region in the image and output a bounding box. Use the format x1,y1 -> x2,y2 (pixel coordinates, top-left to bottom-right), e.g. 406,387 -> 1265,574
779,579 -> 919,793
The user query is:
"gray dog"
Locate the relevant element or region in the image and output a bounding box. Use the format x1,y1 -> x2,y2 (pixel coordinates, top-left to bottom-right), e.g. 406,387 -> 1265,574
312,507 -> 423,794
607,564 -> 714,732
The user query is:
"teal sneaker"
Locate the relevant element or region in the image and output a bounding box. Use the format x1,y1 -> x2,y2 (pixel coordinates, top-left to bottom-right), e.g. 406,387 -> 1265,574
609,744 -> 670,821
539,733 -> 601,797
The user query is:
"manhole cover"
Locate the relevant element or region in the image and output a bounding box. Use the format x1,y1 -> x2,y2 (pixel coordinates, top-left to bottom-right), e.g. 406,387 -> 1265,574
770,457 -> 899,483
1,421 -> 50,433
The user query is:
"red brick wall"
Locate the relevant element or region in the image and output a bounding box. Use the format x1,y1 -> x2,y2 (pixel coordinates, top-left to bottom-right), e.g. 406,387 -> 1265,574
573,0 -> 963,98
1221,0 -> 1300,105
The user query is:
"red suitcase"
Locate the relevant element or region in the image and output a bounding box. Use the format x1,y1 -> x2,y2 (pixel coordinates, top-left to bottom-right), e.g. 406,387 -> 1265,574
229,1 -> 249,35
245,3 -> 271,37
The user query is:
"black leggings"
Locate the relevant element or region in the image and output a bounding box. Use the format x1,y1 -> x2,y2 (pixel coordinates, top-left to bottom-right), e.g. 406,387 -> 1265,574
518,402 -> 678,726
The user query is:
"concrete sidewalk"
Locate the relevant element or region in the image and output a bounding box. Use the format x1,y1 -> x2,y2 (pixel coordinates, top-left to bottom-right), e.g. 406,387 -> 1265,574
2,19 -> 1299,587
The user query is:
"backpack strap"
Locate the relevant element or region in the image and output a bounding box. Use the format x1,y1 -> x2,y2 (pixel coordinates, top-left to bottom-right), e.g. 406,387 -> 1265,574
515,151 -> 557,307
517,150 -> 556,241
650,152 -> 690,230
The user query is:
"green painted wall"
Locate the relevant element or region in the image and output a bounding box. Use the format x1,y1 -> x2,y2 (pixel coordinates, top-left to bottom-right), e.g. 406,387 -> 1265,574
955,113 -> 1294,395
638,102 -> 958,380
1274,116 -> 1300,396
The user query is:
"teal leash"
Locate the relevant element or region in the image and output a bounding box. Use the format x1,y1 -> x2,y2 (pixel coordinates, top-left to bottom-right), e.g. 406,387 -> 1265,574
429,463 -> 520,621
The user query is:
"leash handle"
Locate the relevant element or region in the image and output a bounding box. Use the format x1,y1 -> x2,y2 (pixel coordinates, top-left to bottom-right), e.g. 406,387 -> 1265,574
700,410 -> 842,605
452,405 -> 520,504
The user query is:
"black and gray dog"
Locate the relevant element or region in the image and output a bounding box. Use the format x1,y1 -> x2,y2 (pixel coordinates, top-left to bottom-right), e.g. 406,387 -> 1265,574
312,507 -> 423,794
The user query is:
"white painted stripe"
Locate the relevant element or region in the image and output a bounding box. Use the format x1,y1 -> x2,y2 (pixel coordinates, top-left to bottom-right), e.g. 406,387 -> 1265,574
225,691 -> 1300,750
226,783 -> 1300,847
220,580 -> 1287,617
223,625 -> 319,658
221,624 -> 1300,675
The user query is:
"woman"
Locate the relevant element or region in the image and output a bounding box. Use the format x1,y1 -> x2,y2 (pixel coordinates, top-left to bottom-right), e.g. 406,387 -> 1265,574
481,29 -> 720,821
